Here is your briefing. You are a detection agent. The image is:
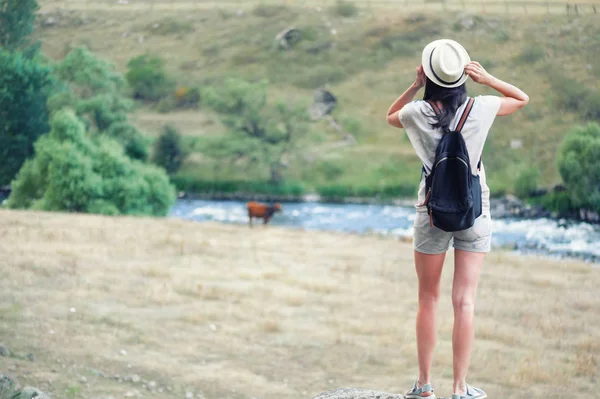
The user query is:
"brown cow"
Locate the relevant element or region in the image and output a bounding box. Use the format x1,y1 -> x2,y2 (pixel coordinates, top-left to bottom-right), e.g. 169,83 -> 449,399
247,202 -> 282,227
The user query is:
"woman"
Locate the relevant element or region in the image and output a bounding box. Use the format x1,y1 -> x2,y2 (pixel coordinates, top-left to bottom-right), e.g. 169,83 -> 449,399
386,39 -> 529,399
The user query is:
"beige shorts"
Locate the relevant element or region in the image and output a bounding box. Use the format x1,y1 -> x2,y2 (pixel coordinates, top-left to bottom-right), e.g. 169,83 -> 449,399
413,212 -> 492,254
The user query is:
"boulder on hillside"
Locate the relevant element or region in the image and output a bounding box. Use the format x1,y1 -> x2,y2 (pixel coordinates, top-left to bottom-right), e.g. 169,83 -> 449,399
309,88 -> 338,120
19,387 -> 51,399
275,27 -> 303,50
314,388 -> 404,399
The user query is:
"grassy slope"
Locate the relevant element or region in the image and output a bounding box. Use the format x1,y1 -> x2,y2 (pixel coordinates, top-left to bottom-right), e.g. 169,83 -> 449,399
0,209 -> 599,399
34,2 -> 600,196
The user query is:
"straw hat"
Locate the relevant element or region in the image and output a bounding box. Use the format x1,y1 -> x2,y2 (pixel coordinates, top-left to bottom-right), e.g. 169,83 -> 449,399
421,39 -> 471,88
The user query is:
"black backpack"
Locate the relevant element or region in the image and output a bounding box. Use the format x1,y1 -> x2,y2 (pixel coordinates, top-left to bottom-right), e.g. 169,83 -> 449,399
422,97 -> 482,232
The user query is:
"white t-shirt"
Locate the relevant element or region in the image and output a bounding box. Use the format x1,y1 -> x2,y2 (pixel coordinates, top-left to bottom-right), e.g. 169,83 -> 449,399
398,95 -> 502,213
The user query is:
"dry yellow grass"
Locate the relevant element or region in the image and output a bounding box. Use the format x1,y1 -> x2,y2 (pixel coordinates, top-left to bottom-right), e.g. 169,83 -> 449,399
0,209 -> 598,398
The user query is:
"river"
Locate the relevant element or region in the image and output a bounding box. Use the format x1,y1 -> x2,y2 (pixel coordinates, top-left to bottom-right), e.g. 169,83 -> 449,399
170,199 -> 600,263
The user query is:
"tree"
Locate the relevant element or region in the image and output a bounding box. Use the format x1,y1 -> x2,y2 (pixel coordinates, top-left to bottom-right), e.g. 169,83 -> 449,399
51,47 -> 149,161
557,122 -> 600,212
0,49 -> 54,185
126,54 -> 174,102
152,124 -> 187,174
8,110 -> 176,216
203,78 -> 308,183
0,0 -> 38,50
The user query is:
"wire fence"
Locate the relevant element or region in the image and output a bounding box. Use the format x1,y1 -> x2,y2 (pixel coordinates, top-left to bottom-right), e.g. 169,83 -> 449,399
39,0 -> 600,15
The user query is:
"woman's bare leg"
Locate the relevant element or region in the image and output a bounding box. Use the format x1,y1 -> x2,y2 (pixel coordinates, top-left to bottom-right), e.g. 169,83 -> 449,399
452,249 -> 485,395
414,250 -> 446,392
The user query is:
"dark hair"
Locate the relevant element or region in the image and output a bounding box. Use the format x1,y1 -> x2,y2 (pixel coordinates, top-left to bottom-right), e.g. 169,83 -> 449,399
422,78 -> 467,133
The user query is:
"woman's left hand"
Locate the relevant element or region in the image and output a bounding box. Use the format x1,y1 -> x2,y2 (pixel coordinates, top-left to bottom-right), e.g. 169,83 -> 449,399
413,65 -> 426,89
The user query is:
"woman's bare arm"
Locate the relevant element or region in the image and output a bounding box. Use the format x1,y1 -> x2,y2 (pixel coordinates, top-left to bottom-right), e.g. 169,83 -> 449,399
465,61 -> 529,116
386,65 -> 426,128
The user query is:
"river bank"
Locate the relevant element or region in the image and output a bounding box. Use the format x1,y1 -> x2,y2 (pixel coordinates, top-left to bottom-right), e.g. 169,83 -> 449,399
0,209 -> 598,399
175,190 -> 600,224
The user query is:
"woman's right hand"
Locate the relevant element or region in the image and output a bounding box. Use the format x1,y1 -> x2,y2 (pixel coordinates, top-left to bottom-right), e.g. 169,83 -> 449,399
465,61 -> 493,85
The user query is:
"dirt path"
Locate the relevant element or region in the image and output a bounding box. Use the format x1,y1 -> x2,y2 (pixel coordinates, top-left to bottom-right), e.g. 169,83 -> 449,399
0,209 -> 598,398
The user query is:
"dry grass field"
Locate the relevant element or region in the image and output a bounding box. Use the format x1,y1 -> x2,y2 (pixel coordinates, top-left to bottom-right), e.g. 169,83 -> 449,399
0,209 -> 598,398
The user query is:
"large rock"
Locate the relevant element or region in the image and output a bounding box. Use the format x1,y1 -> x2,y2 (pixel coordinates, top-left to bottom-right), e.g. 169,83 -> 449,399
19,387 -> 51,399
314,388 -> 404,399
490,195 -> 550,219
309,88 -> 338,120
275,27 -> 303,50
0,343 -> 10,357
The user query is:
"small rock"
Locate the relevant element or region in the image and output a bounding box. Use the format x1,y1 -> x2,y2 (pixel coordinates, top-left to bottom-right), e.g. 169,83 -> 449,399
209,324 -> 217,332
125,392 -> 135,398
26,353 -> 35,362
120,349 -> 128,356
148,381 -> 157,389
185,392 -> 194,399
0,343 -> 10,357
20,386 -> 51,399
80,376 -> 87,383
131,374 -> 141,383
70,307 -> 76,313
457,15 -> 475,30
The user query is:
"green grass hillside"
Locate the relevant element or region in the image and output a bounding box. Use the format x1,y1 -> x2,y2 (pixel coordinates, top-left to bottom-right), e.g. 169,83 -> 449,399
34,1 -> 600,198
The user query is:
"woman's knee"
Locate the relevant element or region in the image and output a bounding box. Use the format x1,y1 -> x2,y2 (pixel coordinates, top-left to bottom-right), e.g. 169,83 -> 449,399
452,293 -> 476,312
419,286 -> 441,306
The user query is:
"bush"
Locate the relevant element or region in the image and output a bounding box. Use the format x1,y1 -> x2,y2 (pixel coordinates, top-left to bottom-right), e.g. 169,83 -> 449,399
174,86 -> 201,108
7,110 -> 176,216
126,54 -> 174,102
146,17 -> 193,35
0,0 -> 38,50
152,124 -> 187,174
252,4 -> 287,18
514,167 -> 540,198
316,183 -> 414,200
557,122 -> 600,212
105,122 -> 149,161
517,44 -> 545,64
171,176 -> 305,196
332,0 -> 358,18
0,49 -> 54,185
530,190 -> 574,216
494,30 -> 510,43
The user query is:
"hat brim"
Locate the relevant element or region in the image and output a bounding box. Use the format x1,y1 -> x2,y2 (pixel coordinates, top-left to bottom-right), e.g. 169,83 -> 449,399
422,39 -> 470,88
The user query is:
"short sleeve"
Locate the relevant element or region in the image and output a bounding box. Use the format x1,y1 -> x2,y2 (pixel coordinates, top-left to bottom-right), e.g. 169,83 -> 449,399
398,101 -> 419,129
475,95 -> 502,132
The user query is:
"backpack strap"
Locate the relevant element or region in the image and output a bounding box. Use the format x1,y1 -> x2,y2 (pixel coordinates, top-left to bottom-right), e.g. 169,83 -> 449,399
455,97 -> 475,134
427,100 -> 441,115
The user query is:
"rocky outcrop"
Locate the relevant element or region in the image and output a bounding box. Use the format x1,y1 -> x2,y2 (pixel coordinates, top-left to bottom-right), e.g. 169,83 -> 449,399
309,88 -> 338,120
275,27 -> 303,50
0,375 -> 50,399
314,388 -> 404,399
490,194 -> 550,219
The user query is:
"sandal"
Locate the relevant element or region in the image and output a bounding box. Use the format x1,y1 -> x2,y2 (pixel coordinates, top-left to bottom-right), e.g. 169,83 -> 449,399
451,384 -> 487,399
406,381 -> 436,399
